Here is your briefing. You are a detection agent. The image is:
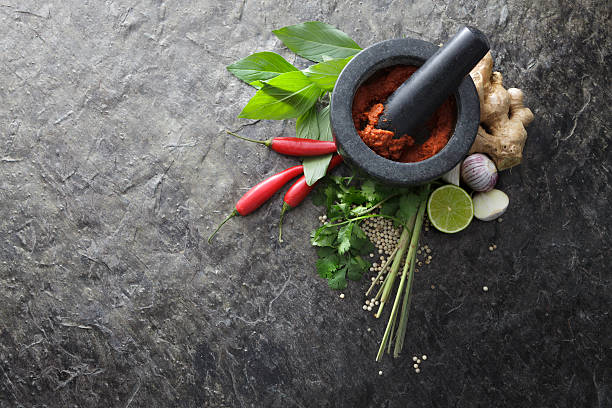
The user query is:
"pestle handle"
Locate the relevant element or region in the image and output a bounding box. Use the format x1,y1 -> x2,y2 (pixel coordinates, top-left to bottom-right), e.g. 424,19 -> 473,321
378,26 -> 489,139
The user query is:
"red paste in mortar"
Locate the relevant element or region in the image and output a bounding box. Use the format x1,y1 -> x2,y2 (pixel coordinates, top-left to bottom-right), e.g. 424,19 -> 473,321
352,65 -> 457,162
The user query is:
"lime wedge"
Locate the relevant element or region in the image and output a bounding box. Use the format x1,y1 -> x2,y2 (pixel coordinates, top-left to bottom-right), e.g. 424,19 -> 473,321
427,185 -> 473,233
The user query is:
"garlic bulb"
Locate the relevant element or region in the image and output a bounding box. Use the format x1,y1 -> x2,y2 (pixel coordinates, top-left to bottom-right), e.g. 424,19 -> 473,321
461,153 -> 498,192
473,189 -> 509,221
441,162 -> 461,186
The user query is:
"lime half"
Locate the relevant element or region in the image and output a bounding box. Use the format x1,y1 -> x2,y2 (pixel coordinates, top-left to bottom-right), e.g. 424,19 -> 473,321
427,185 -> 473,233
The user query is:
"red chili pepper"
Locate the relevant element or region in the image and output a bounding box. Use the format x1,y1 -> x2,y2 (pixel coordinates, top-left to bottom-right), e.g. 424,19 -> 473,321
208,165 -> 303,243
278,154 -> 343,242
227,131 -> 337,156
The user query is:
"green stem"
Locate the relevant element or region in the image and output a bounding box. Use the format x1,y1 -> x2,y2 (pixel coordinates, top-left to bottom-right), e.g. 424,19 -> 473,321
208,209 -> 238,243
391,196 -> 427,357
376,184 -> 430,361
374,222 -> 413,319
365,246 -> 398,297
324,214 -> 406,229
226,130 -> 271,147
278,203 -> 290,243
353,194 -> 399,217
374,279 -> 385,301
394,255 -> 416,357
376,238 -> 412,361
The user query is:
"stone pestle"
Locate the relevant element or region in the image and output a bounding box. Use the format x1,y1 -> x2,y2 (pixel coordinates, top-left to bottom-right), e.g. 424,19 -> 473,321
378,26 -> 490,140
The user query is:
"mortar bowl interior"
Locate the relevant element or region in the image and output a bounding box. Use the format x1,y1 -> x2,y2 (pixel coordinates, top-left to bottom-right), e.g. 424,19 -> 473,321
330,38 -> 480,186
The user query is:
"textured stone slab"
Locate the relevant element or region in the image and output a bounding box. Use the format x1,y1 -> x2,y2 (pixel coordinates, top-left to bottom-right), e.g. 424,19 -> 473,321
0,1 -> 610,407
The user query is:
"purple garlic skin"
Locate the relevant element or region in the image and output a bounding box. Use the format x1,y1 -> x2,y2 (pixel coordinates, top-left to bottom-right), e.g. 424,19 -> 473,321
461,153 -> 498,192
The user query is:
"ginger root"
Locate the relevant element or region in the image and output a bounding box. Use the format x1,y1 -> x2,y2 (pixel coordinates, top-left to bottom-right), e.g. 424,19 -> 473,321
469,52 -> 534,170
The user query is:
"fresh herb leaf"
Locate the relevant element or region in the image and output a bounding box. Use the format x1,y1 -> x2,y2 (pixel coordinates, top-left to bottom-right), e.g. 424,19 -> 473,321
272,21 -> 362,63
317,105 -> 332,142
316,247 -> 336,258
310,225 -> 337,247
296,105 -> 319,139
346,256 -> 368,281
380,196 -> 400,216
302,105 -> 333,186
349,225 -> 373,252
353,223 -> 366,239
337,223 -> 353,255
303,154 -> 332,187
328,266 -> 347,289
316,254 -> 340,278
238,71 -> 320,120
338,190 -> 367,206
323,184 -> 337,209
304,56 -> 353,90
311,187 -> 326,206
361,179 -> 381,203
350,205 -> 369,216
329,202 -> 349,219
396,193 -> 421,225
227,52 -> 298,87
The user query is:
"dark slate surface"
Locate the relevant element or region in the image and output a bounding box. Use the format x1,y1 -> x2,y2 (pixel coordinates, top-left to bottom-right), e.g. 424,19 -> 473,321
0,1 -> 609,407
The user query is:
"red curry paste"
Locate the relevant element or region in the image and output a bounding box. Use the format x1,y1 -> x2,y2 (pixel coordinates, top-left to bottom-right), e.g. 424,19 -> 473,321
352,65 -> 456,162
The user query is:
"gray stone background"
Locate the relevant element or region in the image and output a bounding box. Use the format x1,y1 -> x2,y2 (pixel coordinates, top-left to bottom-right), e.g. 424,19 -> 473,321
0,0 -> 610,407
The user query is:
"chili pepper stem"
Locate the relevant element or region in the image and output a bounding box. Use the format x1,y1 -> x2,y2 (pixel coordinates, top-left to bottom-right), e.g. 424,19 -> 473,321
226,130 -> 271,147
278,202 -> 291,243
208,209 -> 239,243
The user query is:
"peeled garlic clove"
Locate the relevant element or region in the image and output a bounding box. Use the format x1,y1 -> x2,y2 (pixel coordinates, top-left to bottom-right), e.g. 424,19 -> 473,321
441,162 -> 461,186
473,189 -> 509,221
461,153 -> 498,192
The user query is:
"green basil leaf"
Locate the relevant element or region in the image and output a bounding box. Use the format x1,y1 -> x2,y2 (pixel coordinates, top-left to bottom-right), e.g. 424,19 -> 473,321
272,21 -> 361,63
250,80 -> 265,89
238,71 -> 320,120
317,105 -> 333,142
302,106 -> 333,186
304,56 -> 352,90
296,105 -> 319,139
303,154 -> 332,187
227,52 -> 298,87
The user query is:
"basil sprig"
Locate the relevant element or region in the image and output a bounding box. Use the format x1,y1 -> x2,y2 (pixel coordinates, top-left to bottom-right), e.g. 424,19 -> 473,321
226,21 -> 361,186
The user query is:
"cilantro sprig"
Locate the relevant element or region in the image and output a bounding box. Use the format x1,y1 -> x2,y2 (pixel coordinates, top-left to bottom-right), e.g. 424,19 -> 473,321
310,176 -> 427,290
311,175 -> 431,361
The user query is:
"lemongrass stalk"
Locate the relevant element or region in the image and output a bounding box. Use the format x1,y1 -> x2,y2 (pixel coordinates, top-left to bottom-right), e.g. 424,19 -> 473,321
393,194 -> 428,357
374,210 -> 417,318
365,246 -> 398,297
376,192 -> 428,361
387,308 -> 398,354
376,239 -> 413,361
394,255 -> 416,357
374,224 -> 412,318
